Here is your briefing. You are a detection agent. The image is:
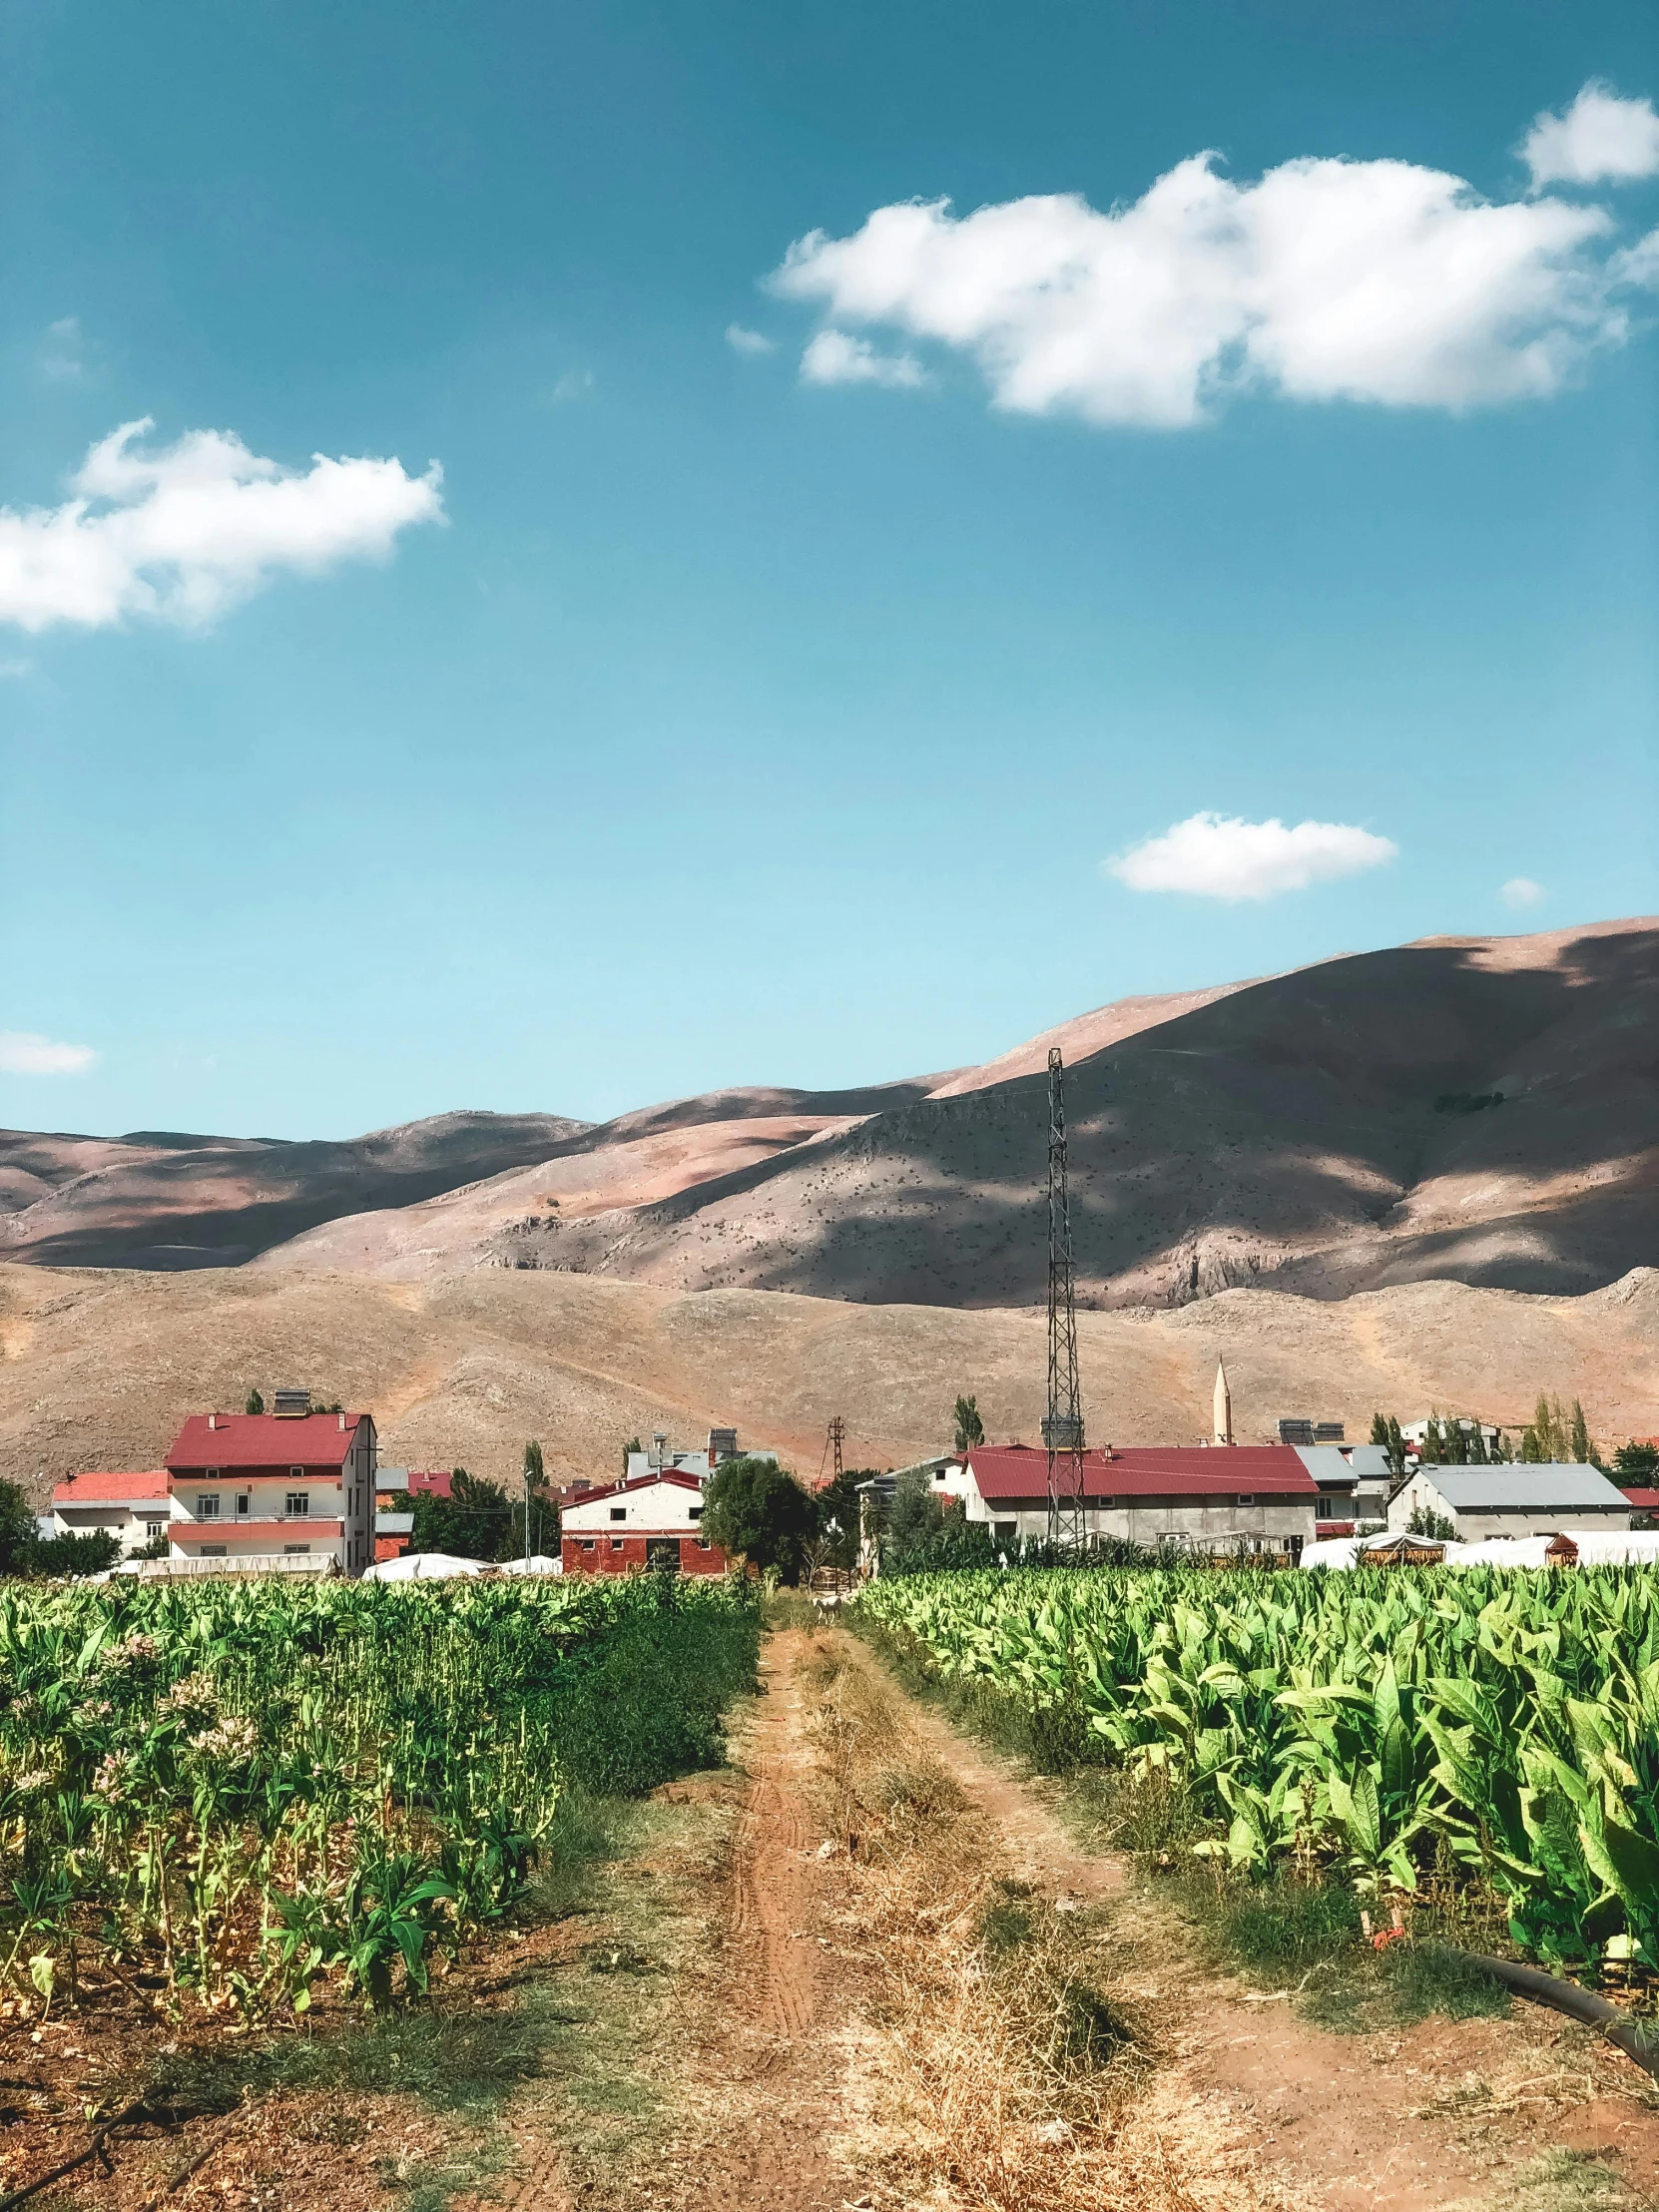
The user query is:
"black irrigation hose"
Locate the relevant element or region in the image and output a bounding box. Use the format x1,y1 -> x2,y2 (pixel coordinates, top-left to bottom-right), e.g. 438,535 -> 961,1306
1455,1951 -> 1659,2081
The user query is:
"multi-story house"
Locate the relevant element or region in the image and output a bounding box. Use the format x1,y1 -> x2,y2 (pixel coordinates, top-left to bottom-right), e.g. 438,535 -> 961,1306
165,1395 -> 377,1576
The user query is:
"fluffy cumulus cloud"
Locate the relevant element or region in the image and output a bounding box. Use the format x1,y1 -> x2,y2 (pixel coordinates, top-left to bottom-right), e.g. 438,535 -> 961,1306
1106,813 -> 1398,901
800,327 -> 926,388
1522,84 -> 1659,188
0,1031 -> 97,1076
771,89 -> 1659,426
1501,875 -> 1546,910
0,418 -> 444,633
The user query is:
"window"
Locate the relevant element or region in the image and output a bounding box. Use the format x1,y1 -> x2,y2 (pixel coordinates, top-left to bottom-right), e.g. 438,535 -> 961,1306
284,1544 -> 311,1555
698,1539 -> 712,1552
196,1494 -> 221,1519
289,1465 -> 304,1479
610,1537 -> 624,1551
580,1538 -> 595,1551
236,1494 -> 250,1517
285,1493 -> 309,1518
200,1544 -> 228,1556
688,1505 -> 703,1521
1315,1496 -> 1338,1520
1236,1495 -> 1256,1506
993,1520 -> 1016,1543
609,1506 -> 627,1522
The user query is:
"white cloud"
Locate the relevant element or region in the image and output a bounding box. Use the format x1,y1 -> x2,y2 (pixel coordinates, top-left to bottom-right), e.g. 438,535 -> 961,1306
726,323 -> 776,355
0,418 -> 444,633
1500,875 -> 1546,909
40,316 -> 86,381
0,657 -> 31,679
1522,83 -> 1659,188
546,368 -> 594,403
800,327 -> 926,388
1106,812 -> 1398,901
771,105 -> 1659,426
0,1030 -> 97,1075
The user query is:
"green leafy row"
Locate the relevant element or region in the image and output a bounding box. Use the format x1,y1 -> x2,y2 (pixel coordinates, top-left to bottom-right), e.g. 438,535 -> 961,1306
0,1572 -> 758,2017
855,1565 -> 1659,1972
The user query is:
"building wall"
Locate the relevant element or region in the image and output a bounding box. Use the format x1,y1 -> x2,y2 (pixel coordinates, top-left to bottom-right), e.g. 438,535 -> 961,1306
563,1481 -> 708,1536
561,1532 -> 727,1577
1388,1470 -> 1632,1537
963,1494 -> 1316,1549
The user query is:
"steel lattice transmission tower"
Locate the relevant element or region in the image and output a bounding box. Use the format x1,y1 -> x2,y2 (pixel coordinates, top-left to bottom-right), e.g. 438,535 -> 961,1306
1042,1047 -> 1087,1548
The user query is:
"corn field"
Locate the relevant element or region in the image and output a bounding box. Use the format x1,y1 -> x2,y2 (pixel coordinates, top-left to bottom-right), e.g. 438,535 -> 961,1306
856,1566 -> 1659,1973
0,1572 -> 757,2020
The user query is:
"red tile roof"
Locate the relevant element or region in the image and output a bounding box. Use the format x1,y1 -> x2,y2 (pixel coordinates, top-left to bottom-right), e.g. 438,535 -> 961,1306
962,1443 -> 1319,1502
1621,1489 -> 1659,1512
52,1469 -> 170,1506
167,1412 -> 366,1472
406,1470 -> 453,1499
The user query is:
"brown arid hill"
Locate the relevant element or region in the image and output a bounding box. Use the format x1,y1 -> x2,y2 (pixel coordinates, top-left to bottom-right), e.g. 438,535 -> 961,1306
3,1259 -> 1656,1505
4,919 -> 1656,1311
305,914 -> 1654,1310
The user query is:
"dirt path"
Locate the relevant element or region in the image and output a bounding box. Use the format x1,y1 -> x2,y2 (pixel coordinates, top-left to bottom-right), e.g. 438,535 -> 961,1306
678,1628 -> 843,2211
840,1634 -> 1659,2212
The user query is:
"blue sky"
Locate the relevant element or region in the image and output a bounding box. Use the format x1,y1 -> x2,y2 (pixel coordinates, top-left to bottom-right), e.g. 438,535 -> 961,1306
1,0 -> 1655,1138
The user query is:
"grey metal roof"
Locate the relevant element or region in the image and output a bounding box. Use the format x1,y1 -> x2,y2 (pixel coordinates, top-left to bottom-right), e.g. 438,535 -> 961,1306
1296,1445 -> 1390,1483
1425,1464 -> 1629,1511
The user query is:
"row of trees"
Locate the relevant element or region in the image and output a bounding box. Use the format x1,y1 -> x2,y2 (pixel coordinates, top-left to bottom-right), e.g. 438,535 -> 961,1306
409,1441 -> 559,1562
1370,1397 -> 1656,1476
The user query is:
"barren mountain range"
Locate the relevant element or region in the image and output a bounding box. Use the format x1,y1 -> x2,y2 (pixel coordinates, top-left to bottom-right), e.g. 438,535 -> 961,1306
4,917 -> 1657,1498
5,917 -> 1653,1307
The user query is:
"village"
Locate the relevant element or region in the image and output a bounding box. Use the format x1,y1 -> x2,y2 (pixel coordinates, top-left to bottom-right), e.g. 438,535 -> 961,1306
40,1360 -> 1659,1584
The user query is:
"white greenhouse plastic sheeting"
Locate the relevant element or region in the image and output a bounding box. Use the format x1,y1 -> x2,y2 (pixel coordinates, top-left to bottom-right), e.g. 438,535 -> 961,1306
361,1551 -> 489,1582
1301,1530 -> 1659,1571
499,1555 -> 562,1576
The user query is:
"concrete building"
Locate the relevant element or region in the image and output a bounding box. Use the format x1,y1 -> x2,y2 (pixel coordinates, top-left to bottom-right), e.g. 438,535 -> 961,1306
1387,1463 -> 1633,1540
1293,1443 -> 1391,1533
952,1443 -> 1335,1557
165,1400 -> 378,1576
50,1469 -> 171,1557
560,1470 -> 727,1576
622,1428 -> 770,1484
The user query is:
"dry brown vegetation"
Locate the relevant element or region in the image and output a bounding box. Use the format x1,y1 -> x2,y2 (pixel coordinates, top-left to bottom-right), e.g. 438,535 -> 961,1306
4,1258 -> 1656,1502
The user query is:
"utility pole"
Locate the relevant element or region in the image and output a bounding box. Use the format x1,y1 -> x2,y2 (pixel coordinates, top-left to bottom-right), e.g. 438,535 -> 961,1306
829,1415 -> 844,1485
1042,1048 -> 1087,1549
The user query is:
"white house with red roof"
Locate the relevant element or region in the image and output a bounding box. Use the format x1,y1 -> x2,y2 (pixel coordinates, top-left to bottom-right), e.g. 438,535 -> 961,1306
165,1400 -> 377,1576
50,1469 -> 172,1557
951,1442 -> 1344,1557
560,1470 -> 726,1577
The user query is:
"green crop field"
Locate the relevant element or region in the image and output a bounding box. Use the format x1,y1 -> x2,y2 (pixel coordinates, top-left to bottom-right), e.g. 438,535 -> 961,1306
0,1574 -> 758,2020
856,1566 -> 1659,1973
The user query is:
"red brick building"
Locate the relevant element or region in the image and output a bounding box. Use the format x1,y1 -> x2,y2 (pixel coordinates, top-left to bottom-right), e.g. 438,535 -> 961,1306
560,1471 -> 727,1577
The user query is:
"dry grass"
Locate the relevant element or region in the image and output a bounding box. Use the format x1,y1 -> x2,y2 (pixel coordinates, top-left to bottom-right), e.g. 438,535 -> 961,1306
801,1637 -> 1306,2212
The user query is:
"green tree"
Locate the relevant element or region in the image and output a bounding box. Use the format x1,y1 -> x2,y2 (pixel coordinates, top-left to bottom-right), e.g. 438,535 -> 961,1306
816,1466 -> 873,1570
246,1387 -> 265,1415
512,1441 -> 556,1558
1614,1440 -> 1659,1481
1467,1421 -> 1490,1465
701,1455 -> 817,1582
884,1466 -> 946,1569
621,1435 -> 643,1473
0,1480 -> 38,1576
1568,1399 -> 1594,1465
952,1394 -> 985,1451
1420,1417 -> 1443,1465
1407,1504 -> 1457,1541
410,1468 -> 514,1561
1519,1424 -> 1543,1462
32,1530 -> 121,1577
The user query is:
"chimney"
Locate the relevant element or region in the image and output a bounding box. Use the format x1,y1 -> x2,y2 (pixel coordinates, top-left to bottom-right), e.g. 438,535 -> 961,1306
274,1389 -> 311,1419
208,1411 -> 217,1430
338,1409 -> 346,1431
